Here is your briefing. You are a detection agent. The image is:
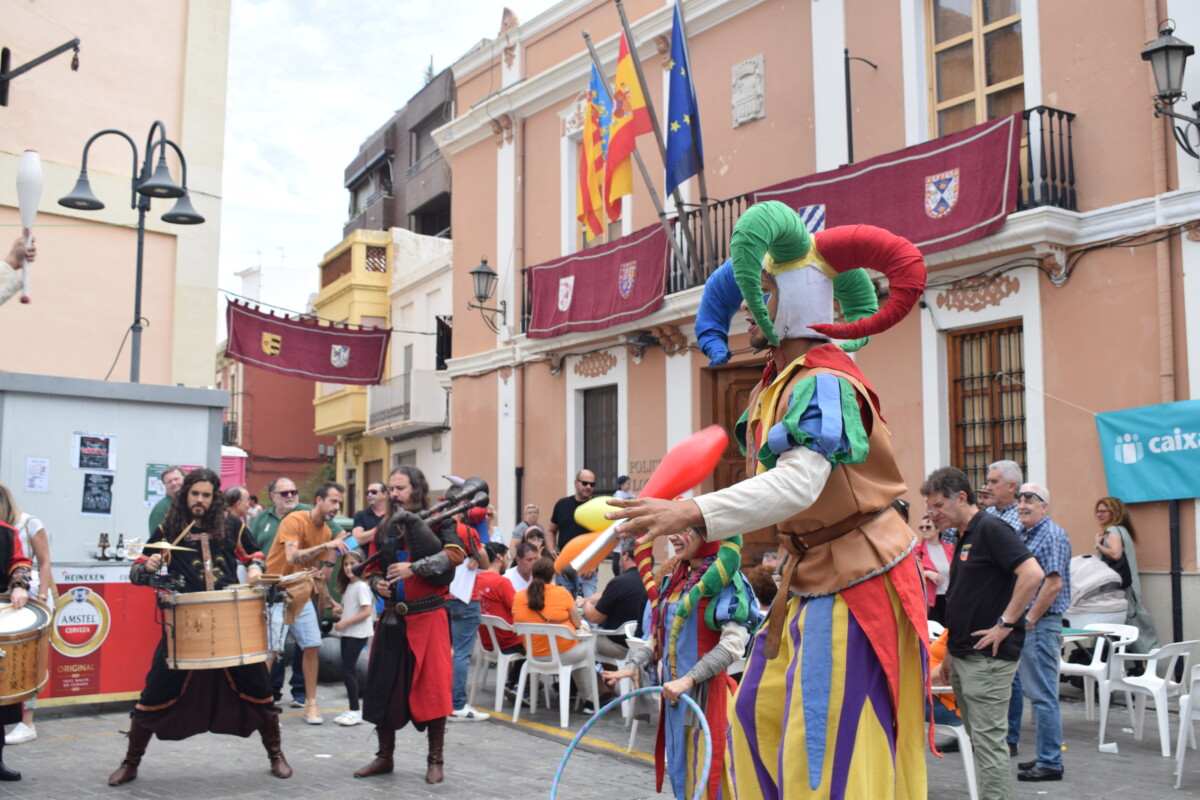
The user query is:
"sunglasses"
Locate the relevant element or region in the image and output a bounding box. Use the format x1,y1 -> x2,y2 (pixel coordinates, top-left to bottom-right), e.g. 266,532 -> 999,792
1016,491 -> 1044,503
366,489 -> 382,495
919,524 -> 934,530
578,481 -> 595,487
274,489 -> 299,498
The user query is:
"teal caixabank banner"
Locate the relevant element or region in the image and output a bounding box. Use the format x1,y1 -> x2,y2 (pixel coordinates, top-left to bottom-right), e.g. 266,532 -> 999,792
1095,399 -> 1200,503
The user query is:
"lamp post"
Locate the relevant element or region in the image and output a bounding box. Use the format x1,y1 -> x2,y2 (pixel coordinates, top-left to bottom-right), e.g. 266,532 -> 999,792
467,256 -> 507,334
59,120 -> 204,383
1142,20 -> 1200,160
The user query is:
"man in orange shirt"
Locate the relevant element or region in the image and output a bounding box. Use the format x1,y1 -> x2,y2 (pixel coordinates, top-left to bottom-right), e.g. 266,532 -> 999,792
266,482 -> 349,724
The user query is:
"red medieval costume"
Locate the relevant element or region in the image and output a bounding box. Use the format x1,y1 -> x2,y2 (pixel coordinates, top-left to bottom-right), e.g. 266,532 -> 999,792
0,521 -> 32,781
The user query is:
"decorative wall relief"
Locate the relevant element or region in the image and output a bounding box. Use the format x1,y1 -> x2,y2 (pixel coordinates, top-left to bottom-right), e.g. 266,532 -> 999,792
574,351 -> 617,378
935,275 -> 1020,312
732,55 -> 765,128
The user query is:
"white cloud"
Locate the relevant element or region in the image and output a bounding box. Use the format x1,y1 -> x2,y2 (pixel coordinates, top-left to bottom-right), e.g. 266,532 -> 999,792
217,0 -> 562,337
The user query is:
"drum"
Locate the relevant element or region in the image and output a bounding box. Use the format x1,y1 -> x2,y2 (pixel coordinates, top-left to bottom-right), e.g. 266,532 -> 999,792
162,586 -> 269,670
0,595 -> 52,705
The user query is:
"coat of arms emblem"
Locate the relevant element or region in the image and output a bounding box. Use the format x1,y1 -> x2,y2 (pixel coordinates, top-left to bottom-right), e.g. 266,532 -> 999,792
925,169 -> 960,219
557,276 -> 576,312
618,261 -> 637,299
261,332 -> 282,356
331,345 -> 350,369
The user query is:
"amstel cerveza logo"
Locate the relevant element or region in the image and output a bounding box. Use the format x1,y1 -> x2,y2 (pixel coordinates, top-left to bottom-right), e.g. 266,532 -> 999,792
51,586 -> 111,657
261,332 -> 282,356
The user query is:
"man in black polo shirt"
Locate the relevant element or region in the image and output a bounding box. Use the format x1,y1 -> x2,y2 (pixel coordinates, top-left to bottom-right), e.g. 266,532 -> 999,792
923,467 -> 1043,800
581,539 -> 647,661
547,468 -> 597,597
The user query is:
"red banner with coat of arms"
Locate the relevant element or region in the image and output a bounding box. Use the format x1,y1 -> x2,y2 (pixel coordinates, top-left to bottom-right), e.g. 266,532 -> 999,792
527,225 -> 668,338
751,114 -> 1023,254
224,299 -> 389,384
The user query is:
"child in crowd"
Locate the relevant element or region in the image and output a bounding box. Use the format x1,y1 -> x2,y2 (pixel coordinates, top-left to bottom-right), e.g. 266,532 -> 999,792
333,550 -> 374,726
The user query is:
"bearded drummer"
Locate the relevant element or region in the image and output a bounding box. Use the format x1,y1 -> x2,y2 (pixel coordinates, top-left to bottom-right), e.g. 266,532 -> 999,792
0,518 -> 32,781
108,467 -> 292,786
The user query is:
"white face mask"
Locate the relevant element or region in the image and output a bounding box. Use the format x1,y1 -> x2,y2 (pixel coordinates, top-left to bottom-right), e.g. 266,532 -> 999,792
771,266 -> 833,340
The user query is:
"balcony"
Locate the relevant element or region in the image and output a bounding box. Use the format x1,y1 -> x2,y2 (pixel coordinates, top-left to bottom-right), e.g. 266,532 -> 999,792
365,369 -> 447,439
519,107 -> 1078,332
314,385 -> 367,437
222,416 -> 239,446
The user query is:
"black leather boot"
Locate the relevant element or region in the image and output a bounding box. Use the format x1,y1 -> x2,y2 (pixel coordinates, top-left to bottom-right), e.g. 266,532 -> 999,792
0,733 -> 19,781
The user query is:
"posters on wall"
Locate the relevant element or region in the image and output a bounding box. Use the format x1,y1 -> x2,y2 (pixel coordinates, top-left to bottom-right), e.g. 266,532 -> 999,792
25,457 -> 49,492
81,472 -> 114,517
73,432 -> 117,471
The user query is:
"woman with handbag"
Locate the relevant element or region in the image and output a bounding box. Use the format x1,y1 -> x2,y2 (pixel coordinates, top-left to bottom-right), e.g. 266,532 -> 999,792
1094,496 -> 1160,657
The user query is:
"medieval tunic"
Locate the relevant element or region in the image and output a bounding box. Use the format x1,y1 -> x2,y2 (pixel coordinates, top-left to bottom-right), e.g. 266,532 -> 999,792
698,345 -> 928,800
362,515 -> 464,730
0,522 -> 31,726
130,517 -> 277,739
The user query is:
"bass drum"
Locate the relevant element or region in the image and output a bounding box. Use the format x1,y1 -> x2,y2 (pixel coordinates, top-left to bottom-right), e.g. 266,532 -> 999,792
0,595 -> 52,705
162,586 -> 269,670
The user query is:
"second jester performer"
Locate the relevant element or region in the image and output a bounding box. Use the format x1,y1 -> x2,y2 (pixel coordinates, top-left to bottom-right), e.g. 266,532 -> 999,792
354,466 -> 466,784
608,201 -> 929,799
605,529 -> 761,800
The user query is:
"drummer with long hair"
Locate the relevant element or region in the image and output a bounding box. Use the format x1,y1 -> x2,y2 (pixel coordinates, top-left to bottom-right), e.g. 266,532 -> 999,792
108,467 -> 292,786
354,465 -> 466,784
0,508 -> 32,781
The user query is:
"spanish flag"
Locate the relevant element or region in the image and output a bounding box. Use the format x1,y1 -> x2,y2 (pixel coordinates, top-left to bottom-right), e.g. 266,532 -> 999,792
604,31 -> 652,222
576,65 -> 610,238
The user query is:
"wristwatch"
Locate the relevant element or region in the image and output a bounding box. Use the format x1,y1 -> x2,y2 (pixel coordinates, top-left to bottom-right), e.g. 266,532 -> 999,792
997,615 -> 1018,629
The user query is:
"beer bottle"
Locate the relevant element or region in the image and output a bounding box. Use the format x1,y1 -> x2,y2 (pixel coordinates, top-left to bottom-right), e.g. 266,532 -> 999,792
115,533 -> 127,561
98,533 -> 110,561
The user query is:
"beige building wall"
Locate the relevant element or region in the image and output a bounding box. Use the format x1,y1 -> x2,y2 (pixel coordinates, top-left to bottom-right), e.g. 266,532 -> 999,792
436,0 -> 1200,638
0,0 -> 229,387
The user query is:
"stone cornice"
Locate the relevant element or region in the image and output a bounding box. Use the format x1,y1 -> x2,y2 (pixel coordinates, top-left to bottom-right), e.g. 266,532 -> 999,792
435,0 -> 766,157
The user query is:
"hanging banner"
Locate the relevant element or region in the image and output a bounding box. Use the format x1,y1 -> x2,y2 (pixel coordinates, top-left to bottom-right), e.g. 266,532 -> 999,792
1095,399 -> 1200,503
527,225 -> 668,338
225,299 -> 389,385
751,114 -> 1023,254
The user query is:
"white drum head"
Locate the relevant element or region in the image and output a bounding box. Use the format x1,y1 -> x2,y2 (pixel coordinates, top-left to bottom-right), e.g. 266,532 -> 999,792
0,604 -> 41,634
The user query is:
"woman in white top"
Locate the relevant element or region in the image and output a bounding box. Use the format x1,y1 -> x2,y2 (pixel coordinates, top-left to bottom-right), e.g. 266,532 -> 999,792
0,482 -> 50,744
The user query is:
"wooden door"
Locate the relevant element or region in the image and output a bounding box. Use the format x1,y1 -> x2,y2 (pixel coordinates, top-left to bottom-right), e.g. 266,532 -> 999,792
710,367 -> 776,564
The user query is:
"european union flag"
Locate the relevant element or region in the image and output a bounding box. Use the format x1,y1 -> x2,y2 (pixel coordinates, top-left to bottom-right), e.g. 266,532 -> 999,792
665,2 -> 703,197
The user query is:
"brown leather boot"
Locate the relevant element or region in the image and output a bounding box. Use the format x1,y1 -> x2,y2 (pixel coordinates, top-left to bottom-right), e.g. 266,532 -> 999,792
425,716 -> 445,784
258,716 -> 292,778
107,721 -> 153,786
353,726 -> 395,778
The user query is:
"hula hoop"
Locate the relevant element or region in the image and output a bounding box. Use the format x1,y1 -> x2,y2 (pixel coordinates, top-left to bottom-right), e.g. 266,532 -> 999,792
548,685 -> 712,800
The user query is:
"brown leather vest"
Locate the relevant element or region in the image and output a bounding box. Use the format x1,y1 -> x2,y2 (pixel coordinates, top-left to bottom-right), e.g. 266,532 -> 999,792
747,365 -> 915,598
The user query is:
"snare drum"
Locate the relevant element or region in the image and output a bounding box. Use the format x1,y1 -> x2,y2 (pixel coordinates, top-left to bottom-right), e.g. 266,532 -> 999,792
0,596 -> 51,705
162,586 -> 269,670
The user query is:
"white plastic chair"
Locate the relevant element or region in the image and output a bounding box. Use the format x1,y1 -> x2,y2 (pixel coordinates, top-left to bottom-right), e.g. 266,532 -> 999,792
927,619 -> 946,641
1058,623 -> 1139,720
931,685 -> 978,800
1174,664 -> 1200,787
1098,639 -> 1200,756
468,614 -> 526,713
512,622 -> 601,728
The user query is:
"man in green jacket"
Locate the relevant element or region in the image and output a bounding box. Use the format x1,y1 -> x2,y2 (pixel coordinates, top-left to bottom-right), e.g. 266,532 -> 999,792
146,466 -> 184,535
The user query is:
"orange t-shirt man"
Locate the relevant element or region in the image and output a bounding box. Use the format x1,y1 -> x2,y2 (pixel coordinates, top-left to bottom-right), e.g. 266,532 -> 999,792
266,509 -> 333,576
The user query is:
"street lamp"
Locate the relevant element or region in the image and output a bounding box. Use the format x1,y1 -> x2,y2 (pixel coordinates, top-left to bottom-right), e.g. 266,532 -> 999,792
467,256 -> 507,334
1142,20 -> 1200,160
59,120 -> 204,383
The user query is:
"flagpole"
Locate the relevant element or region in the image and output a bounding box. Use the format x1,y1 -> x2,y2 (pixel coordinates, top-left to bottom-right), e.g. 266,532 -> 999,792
609,1 -> 705,281
673,0 -> 718,268
582,31 -> 697,284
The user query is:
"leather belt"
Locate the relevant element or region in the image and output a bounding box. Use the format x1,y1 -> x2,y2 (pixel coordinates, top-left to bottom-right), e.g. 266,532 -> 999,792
389,593 -> 445,617
763,506 -> 893,660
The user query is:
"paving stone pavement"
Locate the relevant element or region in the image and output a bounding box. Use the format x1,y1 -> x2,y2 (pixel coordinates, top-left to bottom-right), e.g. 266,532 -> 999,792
8,670 -> 1200,798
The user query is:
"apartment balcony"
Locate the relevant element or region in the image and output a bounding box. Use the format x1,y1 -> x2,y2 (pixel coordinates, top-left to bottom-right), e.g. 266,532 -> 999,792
365,369 -> 447,439
314,384 -> 367,437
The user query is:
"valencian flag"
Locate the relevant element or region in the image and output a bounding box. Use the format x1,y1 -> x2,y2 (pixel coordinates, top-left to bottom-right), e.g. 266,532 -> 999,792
604,31 -> 652,222
577,65 -> 611,238
225,299 -> 389,384
665,2 -> 703,196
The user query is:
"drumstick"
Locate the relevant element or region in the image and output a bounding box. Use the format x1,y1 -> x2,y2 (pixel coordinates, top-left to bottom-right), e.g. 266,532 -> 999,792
15,150 -> 42,304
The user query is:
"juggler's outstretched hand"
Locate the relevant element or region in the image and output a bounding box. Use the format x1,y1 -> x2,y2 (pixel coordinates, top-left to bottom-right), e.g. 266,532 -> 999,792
605,497 -> 704,546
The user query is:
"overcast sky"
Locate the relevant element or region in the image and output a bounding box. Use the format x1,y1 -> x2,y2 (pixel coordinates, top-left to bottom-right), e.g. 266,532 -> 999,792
217,0 -> 562,338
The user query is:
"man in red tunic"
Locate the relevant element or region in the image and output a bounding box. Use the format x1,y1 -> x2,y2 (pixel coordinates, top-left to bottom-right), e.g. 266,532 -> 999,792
0,520 -> 31,781
354,466 -> 465,784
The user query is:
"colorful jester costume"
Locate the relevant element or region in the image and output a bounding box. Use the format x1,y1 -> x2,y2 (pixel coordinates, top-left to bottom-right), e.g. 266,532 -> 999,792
688,201 -> 929,800
630,531 -> 761,800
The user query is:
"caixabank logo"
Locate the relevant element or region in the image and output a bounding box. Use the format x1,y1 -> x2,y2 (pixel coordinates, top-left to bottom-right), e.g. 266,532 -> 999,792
51,586 -> 111,657
1112,428 -> 1200,466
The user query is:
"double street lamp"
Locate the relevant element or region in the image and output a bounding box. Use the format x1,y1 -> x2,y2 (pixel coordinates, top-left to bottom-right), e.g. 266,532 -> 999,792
58,120 -> 204,383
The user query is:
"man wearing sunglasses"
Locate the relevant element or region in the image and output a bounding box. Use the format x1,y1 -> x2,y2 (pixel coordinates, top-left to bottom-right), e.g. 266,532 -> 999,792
348,483 -> 389,546
1009,484 -> 1070,783
547,469 -> 598,597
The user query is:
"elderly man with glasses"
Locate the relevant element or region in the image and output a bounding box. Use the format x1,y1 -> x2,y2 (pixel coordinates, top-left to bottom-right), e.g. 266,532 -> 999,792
547,469 -> 598,598
1009,483 -> 1071,783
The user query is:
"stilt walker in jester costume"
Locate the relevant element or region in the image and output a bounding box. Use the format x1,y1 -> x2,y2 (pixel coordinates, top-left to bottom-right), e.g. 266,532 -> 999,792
607,200 -> 930,800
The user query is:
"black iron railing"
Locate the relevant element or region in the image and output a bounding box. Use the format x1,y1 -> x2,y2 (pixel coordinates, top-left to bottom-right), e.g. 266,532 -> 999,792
1019,106 -> 1076,211
222,417 -> 239,446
